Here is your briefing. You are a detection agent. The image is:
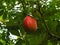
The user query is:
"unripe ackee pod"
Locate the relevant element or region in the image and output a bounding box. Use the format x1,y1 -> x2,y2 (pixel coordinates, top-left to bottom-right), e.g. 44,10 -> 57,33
23,15 -> 37,33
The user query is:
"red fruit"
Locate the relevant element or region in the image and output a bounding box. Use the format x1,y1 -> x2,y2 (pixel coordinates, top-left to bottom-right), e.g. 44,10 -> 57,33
23,15 -> 37,32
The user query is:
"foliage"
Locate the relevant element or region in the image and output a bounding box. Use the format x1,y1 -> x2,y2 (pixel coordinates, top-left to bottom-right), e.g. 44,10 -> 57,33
0,0 -> 60,45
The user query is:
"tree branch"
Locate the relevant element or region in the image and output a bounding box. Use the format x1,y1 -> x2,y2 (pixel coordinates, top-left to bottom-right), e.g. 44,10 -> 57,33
37,0 -> 60,40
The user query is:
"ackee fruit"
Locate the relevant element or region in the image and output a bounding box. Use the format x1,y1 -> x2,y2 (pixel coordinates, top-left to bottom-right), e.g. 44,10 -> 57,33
23,15 -> 37,33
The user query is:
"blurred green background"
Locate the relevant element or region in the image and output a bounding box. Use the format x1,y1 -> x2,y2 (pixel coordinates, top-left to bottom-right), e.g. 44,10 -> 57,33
0,0 -> 60,45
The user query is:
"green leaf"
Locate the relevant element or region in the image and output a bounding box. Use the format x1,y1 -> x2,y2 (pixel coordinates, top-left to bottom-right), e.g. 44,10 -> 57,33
0,42 -> 3,45
51,40 -> 57,45
25,32 -> 48,45
6,22 -> 20,36
48,40 -> 52,45
55,21 -> 60,36
8,29 -> 20,36
3,11 -> 8,20
15,39 -> 25,45
0,9 -> 4,16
